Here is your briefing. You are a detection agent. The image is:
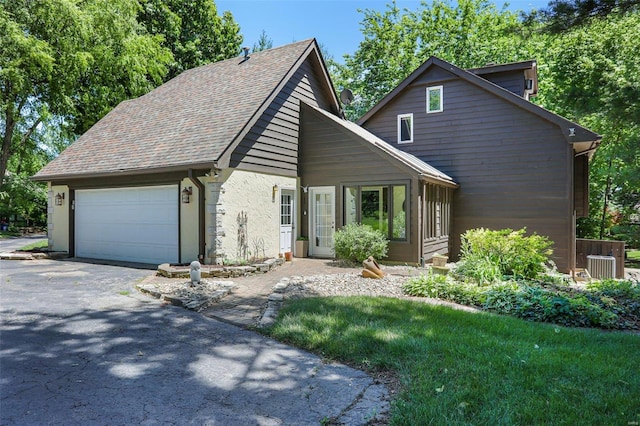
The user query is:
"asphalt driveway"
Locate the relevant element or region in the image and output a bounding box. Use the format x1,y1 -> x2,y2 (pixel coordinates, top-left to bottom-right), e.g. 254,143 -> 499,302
0,259 -> 388,425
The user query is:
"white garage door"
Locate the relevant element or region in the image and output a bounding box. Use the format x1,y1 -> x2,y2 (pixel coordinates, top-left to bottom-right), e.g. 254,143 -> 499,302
75,186 -> 179,264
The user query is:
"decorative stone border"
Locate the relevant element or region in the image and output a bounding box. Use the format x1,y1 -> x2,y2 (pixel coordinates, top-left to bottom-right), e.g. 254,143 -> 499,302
136,279 -> 236,311
0,251 -> 69,260
157,258 -> 285,279
259,277 -> 292,327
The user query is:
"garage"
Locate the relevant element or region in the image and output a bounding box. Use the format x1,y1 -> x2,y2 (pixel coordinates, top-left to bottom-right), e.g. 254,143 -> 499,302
75,186 -> 179,264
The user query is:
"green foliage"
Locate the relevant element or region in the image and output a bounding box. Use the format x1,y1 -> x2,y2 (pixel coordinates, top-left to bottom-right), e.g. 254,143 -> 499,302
403,272 -> 639,330
403,271 -> 485,306
333,0 -> 539,119
268,296 -> 640,425
538,0 -> 640,32
138,0 -> 242,80
1,0 -> 174,190
333,223 -> 388,263
0,174 -> 47,227
455,228 -> 553,283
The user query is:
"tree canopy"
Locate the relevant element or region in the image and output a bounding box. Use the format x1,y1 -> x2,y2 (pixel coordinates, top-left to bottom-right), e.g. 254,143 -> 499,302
1,0 -> 173,191
138,0 -> 242,81
333,0 -> 541,119
331,0 -> 639,246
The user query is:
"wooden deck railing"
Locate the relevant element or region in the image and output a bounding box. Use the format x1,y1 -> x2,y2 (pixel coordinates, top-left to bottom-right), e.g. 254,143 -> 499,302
576,238 -> 625,279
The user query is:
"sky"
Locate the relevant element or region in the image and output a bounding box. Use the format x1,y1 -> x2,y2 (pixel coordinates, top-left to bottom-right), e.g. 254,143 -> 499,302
216,0 -> 550,63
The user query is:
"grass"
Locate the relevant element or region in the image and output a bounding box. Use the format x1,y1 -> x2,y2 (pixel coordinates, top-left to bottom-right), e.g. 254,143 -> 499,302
627,250 -> 640,268
267,296 -> 640,425
17,240 -> 48,251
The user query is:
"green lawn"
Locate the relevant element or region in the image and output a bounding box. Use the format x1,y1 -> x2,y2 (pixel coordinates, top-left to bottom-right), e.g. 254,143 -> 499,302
628,250 -> 640,268
17,240 -> 48,251
267,296 -> 640,425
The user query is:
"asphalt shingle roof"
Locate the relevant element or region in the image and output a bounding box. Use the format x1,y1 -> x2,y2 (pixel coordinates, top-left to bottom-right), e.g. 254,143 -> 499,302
35,39 -> 316,180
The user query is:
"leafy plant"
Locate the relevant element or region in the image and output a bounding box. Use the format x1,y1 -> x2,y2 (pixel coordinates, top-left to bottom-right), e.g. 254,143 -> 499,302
455,228 -> 553,283
333,223 -> 388,263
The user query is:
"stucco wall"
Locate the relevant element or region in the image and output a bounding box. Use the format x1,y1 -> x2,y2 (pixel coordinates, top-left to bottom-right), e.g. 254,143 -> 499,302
180,178 -> 200,263
48,184 -> 69,252
204,170 -> 297,264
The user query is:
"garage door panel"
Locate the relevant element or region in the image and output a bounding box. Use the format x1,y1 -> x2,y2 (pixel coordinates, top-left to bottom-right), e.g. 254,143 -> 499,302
75,186 -> 179,264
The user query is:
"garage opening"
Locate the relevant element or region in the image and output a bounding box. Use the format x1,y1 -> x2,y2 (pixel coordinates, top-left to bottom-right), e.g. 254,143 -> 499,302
75,186 -> 179,264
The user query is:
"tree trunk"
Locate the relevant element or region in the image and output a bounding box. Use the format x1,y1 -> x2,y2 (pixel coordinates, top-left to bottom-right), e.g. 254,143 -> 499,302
0,109 -> 16,191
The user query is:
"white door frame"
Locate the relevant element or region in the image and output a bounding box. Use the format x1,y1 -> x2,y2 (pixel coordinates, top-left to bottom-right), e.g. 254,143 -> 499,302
309,186 -> 335,257
279,189 -> 295,254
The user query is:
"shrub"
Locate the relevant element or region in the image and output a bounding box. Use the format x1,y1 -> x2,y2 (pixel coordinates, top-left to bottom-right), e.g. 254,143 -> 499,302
333,223 -> 388,263
455,228 -> 553,283
403,272 -> 486,306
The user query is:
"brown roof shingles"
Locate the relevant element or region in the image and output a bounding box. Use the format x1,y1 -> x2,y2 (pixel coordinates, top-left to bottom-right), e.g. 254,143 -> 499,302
34,39 -> 315,180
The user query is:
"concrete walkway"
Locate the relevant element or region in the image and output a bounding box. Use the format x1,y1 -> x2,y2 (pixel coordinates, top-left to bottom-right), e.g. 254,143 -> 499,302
201,258 -> 362,327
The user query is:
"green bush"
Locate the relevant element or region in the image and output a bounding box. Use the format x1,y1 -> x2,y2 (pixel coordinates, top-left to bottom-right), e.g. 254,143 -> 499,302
455,228 -> 553,283
403,272 -> 486,306
403,273 -> 639,330
333,223 -> 388,263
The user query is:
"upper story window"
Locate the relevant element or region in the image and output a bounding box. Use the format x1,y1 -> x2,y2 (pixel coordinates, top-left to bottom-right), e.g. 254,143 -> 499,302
426,85 -> 443,113
397,113 -> 413,144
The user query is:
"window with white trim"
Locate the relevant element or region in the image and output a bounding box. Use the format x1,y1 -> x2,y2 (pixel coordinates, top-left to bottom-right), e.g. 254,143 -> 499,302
426,85 -> 443,113
397,113 -> 413,144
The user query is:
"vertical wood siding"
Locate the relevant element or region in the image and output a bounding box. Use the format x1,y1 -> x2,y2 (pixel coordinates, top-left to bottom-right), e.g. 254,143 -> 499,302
363,71 -> 575,271
230,56 -> 334,176
300,106 -> 421,262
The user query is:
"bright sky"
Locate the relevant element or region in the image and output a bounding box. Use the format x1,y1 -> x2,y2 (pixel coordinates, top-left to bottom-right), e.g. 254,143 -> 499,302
216,0 -> 550,63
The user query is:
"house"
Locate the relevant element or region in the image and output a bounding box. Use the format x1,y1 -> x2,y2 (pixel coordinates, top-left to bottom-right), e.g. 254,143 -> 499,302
34,39 -> 599,274
358,57 -> 601,273
33,39 -> 456,266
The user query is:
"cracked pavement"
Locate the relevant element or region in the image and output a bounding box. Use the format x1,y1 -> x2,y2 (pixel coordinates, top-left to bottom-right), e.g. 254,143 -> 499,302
0,259 -> 389,425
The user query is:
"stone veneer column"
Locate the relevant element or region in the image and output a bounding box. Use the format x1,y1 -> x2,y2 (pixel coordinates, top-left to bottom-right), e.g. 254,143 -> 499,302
206,181 -> 226,265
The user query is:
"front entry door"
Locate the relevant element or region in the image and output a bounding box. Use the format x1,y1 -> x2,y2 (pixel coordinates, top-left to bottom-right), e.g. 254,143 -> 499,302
280,190 -> 294,254
309,186 -> 335,257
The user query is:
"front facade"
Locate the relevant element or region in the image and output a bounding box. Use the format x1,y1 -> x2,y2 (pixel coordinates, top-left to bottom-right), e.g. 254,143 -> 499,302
359,57 -> 600,272
35,41 -> 599,273
35,39 -> 456,266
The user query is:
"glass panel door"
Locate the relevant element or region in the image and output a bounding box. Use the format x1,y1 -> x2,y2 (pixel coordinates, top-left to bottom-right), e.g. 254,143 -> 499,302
309,186 -> 335,257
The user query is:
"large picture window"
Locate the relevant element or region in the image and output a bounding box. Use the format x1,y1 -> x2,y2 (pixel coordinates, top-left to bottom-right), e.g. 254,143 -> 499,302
344,184 -> 407,240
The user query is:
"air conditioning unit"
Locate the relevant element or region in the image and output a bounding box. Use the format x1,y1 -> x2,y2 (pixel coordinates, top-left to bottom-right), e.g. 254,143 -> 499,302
587,255 -> 616,279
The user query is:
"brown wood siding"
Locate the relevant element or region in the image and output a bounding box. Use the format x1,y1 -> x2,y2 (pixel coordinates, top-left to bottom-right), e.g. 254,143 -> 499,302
363,74 -> 575,272
300,106 -> 421,263
477,70 -> 525,97
230,57 -> 334,176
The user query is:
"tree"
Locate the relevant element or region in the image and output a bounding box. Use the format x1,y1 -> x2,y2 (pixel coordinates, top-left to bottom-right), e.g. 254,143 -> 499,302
536,12 -> 640,243
1,0 -> 172,189
540,0 -> 640,32
138,0 -> 242,80
332,0 -> 540,119
252,30 -> 273,52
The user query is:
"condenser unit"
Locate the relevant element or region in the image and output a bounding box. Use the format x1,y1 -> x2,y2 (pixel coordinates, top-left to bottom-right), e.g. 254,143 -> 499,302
587,255 -> 616,279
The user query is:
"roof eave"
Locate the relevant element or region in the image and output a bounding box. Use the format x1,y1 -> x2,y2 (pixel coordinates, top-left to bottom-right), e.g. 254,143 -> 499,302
32,162 -> 215,183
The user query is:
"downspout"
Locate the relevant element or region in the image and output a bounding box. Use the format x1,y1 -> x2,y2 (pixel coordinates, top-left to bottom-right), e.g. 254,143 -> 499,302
188,169 -> 206,261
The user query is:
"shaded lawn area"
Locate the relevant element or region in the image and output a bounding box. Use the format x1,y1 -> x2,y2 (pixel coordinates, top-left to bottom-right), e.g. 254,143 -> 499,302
627,250 -> 640,268
266,296 -> 640,425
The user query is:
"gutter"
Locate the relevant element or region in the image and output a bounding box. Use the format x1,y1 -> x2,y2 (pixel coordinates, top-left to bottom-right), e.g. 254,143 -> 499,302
188,169 -> 206,261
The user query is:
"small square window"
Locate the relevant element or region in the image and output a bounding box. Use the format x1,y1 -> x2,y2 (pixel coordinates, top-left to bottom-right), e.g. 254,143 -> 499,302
426,85 -> 443,113
397,113 -> 413,144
